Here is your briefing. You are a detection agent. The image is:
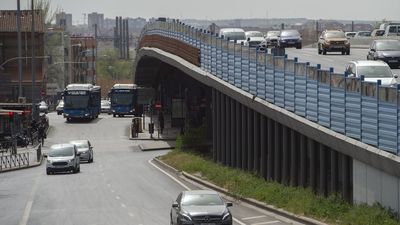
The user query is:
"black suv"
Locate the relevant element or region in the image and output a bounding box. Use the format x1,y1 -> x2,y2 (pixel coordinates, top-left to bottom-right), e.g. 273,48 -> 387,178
318,30 -> 350,55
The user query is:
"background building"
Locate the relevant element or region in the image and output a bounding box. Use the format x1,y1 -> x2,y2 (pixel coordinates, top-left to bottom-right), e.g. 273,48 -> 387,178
56,12 -> 72,31
70,36 -> 96,84
0,10 -> 45,102
88,12 -> 104,30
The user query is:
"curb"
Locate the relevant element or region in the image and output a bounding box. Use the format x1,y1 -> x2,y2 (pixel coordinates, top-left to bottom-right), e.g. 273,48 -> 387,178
153,157 -> 327,225
140,145 -> 175,151
0,154 -> 44,173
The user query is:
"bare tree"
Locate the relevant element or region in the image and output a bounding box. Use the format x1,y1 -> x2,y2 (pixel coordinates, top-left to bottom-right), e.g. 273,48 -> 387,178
32,0 -> 60,26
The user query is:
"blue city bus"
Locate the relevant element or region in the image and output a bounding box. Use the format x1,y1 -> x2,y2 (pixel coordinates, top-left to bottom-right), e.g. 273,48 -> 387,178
63,84 -> 101,121
109,84 -> 137,117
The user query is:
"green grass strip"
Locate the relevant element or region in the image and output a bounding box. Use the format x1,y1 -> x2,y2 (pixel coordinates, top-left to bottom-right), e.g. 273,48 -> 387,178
160,149 -> 400,225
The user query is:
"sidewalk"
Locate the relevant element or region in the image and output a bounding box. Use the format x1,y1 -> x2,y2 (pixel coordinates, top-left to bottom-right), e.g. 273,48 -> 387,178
0,144 -> 43,173
130,112 -> 179,151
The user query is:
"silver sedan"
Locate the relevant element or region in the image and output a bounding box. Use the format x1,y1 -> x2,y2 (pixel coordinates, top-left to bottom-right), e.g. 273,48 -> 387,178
69,140 -> 94,163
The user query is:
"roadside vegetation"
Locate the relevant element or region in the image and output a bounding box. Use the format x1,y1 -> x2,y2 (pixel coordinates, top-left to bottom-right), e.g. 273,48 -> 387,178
161,137 -> 400,225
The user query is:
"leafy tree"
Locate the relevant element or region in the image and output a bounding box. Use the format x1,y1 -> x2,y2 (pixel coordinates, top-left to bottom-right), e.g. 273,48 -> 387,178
96,49 -> 133,80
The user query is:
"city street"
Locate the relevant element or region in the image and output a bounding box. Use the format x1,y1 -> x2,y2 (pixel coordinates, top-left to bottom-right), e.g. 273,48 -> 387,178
0,113 -> 298,225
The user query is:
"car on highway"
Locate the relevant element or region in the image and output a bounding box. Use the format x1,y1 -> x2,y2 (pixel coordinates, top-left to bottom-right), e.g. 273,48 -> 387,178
170,190 -> 233,225
371,29 -> 385,37
100,99 -> 111,114
367,39 -> 400,68
244,31 -> 265,48
69,140 -> 94,163
39,101 -> 48,113
345,60 -> 399,86
345,32 -> 357,39
265,30 -> 280,47
384,24 -> 400,37
277,30 -> 302,49
318,30 -> 350,55
46,143 -> 80,175
218,28 -> 246,43
354,31 -> 371,38
56,100 -> 64,115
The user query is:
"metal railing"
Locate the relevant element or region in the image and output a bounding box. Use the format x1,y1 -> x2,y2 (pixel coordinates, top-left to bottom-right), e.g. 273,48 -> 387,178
139,20 -> 400,156
0,152 -> 29,171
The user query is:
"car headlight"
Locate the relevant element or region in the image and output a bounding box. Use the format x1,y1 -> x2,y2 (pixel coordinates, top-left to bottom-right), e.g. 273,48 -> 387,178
112,110 -> 116,112
47,159 -> 52,163
85,113 -> 90,116
222,209 -> 232,221
68,159 -> 73,163
179,213 -> 192,222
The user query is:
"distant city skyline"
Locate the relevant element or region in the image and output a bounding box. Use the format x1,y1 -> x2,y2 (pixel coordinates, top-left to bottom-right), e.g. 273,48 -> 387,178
1,0 -> 399,24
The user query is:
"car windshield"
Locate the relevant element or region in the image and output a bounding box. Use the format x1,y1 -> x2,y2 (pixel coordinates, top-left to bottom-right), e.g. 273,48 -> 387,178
246,32 -> 263,38
71,142 -> 88,149
325,32 -> 345,38
357,66 -> 393,78
64,95 -> 89,108
375,41 -> 400,51
49,146 -> 74,157
357,32 -> 371,36
281,30 -> 300,37
223,32 -> 246,41
267,31 -> 280,37
111,93 -> 133,105
181,194 -> 224,206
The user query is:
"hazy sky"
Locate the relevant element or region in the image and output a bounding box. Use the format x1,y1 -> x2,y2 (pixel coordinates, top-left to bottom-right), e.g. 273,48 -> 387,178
1,0 -> 400,23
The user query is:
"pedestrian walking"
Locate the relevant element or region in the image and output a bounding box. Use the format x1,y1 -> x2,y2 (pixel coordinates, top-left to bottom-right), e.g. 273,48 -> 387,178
38,124 -> 45,146
158,111 -> 165,134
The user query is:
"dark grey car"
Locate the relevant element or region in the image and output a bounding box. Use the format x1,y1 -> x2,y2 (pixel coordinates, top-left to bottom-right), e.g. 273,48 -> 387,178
170,190 -> 233,225
367,39 -> 400,68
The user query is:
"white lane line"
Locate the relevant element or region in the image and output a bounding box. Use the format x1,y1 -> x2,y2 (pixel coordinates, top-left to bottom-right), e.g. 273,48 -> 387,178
121,203 -> 126,208
128,213 -> 135,217
116,196 -> 120,200
251,221 -> 280,225
148,159 -> 247,225
19,172 -> 41,225
148,159 -> 191,191
242,215 -> 267,220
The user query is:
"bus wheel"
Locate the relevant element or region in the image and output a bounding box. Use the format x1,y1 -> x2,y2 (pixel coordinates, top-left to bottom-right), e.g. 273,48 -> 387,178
113,114 -> 116,117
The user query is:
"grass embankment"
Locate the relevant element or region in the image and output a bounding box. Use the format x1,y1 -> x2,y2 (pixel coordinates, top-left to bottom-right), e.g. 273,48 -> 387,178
160,149 -> 400,225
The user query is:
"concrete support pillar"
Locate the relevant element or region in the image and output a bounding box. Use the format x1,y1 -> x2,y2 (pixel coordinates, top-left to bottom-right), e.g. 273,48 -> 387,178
221,94 -> 226,164
290,130 -> 298,186
216,91 -> 221,162
309,139 -> 317,192
267,118 -> 274,180
230,99 -> 236,168
319,144 -> 327,196
330,149 -> 338,194
247,108 -> 254,171
282,125 -> 289,185
241,104 -> 248,170
226,96 -> 231,166
236,102 -> 242,169
260,115 -> 267,179
299,134 -> 307,187
274,122 -> 281,182
341,153 -> 352,202
254,111 -> 260,173
212,89 -> 217,162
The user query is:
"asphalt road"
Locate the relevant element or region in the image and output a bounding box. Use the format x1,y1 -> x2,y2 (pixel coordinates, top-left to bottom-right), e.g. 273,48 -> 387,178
285,47 -> 400,75
0,113 -> 302,225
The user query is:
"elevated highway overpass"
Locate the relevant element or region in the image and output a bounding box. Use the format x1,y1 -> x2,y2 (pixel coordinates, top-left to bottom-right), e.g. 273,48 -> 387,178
134,20 -> 400,216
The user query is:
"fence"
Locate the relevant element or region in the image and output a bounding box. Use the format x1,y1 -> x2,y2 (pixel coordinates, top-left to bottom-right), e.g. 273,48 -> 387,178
0,152 -> 29,171
139,20 -> 400,156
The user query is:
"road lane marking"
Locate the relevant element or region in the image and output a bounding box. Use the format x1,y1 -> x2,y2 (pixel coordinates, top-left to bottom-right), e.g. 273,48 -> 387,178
251,221 -> 280,225
149,159 -> 246,225
19,172 -> 41,225
242,215 -> 267,220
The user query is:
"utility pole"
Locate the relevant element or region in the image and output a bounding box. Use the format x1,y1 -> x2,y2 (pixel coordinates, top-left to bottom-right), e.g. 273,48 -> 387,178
31,0 -> 36,108
126,19 -> 129,59
94,23 -> 97,84
17,0 -> 23,99
119,16 -> 123,59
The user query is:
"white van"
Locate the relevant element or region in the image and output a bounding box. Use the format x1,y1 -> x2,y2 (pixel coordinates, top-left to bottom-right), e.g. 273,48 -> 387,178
384,25 -> 400,36
218,28 -> 246,43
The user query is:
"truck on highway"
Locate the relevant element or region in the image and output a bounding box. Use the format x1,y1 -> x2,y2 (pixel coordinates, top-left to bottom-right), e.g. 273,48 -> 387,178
109,84 -> 137,117
63,84 -> 101,122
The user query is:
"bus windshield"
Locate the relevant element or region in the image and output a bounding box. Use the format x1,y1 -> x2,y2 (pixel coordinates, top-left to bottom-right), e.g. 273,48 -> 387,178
64,95 -> 89,109
111,93 -> 133,106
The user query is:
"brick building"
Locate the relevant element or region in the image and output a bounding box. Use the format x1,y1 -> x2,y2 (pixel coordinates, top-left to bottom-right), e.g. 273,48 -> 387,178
0,10 -> 45,102
70,36 -> 96,84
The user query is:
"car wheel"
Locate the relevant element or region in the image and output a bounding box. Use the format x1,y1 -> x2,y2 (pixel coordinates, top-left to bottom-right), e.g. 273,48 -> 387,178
296,44 -> 302,49
46,170 -> 50,175
113,114 -> 116,117
318,46 -> 322,55
346,49 -> 350,55
341,51 -> 345,55
323,49 -> 327,55
77,166 -> 80,172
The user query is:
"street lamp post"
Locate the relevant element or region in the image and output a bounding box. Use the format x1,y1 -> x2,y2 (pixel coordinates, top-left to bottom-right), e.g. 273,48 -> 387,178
17,0 -> 23,99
